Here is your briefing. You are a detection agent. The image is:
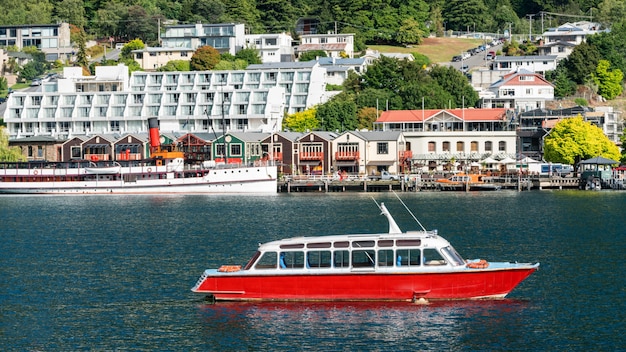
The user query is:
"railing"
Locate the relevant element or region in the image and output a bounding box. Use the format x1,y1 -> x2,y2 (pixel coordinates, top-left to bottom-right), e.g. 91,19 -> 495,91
399,150 -> 413,160
335,151 -> 359,160
299,151 -> 324,160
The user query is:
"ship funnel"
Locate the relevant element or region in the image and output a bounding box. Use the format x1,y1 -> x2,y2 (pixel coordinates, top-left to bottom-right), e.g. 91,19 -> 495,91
379,202 -> 402,234
148,117 -> 161,153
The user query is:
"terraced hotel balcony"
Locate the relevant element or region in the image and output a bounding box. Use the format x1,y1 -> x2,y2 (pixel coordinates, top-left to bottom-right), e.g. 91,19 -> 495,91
299,151 -> 324,160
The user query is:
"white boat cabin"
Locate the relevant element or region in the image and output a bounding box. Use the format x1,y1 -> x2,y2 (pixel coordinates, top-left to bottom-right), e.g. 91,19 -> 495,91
240,231 -> 467,273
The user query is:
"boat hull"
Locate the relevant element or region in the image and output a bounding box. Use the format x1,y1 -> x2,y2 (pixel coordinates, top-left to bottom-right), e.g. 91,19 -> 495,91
0,165 -> 278,194
192,265 -> 538,301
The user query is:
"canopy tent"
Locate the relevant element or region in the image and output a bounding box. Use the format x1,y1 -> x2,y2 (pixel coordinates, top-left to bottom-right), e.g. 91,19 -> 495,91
498,156 -> 517,164
480,156 -> 499,164
520,156 -> 540,163
579,156 -> 619,165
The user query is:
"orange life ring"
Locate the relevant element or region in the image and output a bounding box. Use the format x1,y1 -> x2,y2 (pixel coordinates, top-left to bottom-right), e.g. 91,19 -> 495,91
466,259 -> 489,269
33,169 -> 39,175
147,167 -> 152,173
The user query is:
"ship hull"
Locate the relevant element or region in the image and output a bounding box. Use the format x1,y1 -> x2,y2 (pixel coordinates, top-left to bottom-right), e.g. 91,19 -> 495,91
193,265 -> 538,301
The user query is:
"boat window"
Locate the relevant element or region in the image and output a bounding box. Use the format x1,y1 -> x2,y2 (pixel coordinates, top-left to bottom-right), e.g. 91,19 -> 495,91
279,251 -> 305,269
396,249 -> 421,267
244,251 -> 261,270
333,250 -> 350,268
307,250 -> 332,268
280,243 -> 304,249
352,250 -> 375,268
254,251 -> 278,269
352,240 -> 375,248
441,246 -> 465,266
334,241 -> 349,248
377,249 -> 394,267
423,248 -> 447,266
378,240 -> 394,247
307,242 -> 331,249
397,239 -> 421,247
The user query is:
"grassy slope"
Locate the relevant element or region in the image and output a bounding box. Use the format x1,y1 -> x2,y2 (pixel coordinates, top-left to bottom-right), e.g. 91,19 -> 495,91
368,37 -> 484,63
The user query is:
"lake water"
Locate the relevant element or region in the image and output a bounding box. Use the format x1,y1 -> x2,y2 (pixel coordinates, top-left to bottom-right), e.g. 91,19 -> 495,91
1,191 -> 624,351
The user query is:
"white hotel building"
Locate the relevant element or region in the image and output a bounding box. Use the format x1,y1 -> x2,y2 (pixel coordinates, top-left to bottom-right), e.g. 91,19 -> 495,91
2,62 -> 327,140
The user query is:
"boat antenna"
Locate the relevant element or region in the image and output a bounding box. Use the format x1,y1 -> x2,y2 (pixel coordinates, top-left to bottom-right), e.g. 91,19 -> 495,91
371,198 -> 402,234
392,191 -> 427,231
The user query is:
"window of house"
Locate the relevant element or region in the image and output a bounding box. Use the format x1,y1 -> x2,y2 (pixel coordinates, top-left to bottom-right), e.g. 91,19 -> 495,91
377,142 -> 388,154
428,141 -> 436,152
442,141 -> 450,152
230,144 -> 241,156
470,141 -> 478,152
456,141 -> 464,152
485,141 -> 493,152
499,141 -> 506,151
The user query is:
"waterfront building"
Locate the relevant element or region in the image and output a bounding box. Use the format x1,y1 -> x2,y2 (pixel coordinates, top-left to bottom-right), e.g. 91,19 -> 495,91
5,63 -> 334,139
0,23 -> 72,61
374,108 -> 517,172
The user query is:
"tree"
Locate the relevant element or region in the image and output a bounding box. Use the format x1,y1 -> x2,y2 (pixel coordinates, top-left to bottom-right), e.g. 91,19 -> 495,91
75,28 -> 89,69
283,108 -> 318,132
549,66 -> 576,98
429,65 -> 479,108
180,0 -> 225,23
543,116 -> 621,166
298,50 -> 327,62
357,107 -> 379,130
316,95 -> 357,132
190,46 -> 221,71
157,60 -> 191,72
0,127 -> 27,162
396,18 -> 424,45
561,42 -> 601,84
592,59 -> 624,100
55,0 -> 87,27
120,39 -> 145,61
235,48 -> 262,65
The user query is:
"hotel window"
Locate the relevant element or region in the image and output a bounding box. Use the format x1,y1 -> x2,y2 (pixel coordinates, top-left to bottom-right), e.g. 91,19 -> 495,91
110,121 -> 120,132
428,141 -> 436,152
442,141 -> 450,152
45,122 -> 55,133
498,141 -> 506,151
470,141 -> 478,152
98,107 -> 108,117
456,141 -> 464,152
485,141 -> 493,152
59,122 -> 70,132
83,121 -> 91,132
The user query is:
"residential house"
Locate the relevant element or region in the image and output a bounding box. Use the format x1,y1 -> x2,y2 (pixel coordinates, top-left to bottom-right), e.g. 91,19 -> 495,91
333,131 -> 407,176
361,49 -> 415,65
537,21 -> 605,60
0,23 -> 72,61
296,33 -> 355,58
9,136 -> 61,161
260,131 -> 303,175
316,57 -> 367,86
132,47 -> 195,71
491,55 -> 558,75
244,33 -> 294,63
160,23 -> 245,55
296,131 -> 337,175
480,69 -> 555,111
212,131 -> 269,165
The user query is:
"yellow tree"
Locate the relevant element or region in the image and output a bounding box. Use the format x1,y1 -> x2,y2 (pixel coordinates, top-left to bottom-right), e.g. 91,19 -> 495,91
0,127 -> 27,162
283,108 -> 318,132
543,116 -> 620,165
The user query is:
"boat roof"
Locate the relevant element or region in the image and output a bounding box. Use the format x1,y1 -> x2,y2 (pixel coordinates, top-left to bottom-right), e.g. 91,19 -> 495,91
258,230 -> 450,251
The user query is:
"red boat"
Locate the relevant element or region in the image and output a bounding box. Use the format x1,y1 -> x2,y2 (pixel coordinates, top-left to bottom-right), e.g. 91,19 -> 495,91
192,201 -> 539,302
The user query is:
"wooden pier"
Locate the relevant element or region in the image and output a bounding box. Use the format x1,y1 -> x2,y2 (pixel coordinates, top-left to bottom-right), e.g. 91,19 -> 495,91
278,175 -> 581,193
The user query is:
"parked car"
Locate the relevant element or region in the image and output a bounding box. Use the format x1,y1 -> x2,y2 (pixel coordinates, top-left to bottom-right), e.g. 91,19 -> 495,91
30,79 -> 42,86
452,55 -> 462,62
368,171 -> 400,181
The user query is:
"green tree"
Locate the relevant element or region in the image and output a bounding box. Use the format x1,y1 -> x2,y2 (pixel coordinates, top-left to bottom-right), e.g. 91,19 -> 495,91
75,28 -> 89,68
549,66 -> 577,98
180,0 -> 225,23
92,2 -> 127,39
190,46 -> 221,70
235,48 -> 262,65
298,50 -> 327,62
0,127 -> 27,162
429,65 -> 479,108
592,60 -> 624,100
396,18 -> 424,45
443,0 -> 488,32
157,60 -> 191,72
543,116 -> 621,165
283,108 -> 318,132
222,0 -> 263,33
55,0 -> 87,27
120,39 -> 145,60
357,107 -> 379,130
561,42 -> 601,84
316,95 -> 357,132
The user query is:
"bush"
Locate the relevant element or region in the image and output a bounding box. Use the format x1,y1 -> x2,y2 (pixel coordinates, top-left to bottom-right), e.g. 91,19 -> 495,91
574,97 -> 588,106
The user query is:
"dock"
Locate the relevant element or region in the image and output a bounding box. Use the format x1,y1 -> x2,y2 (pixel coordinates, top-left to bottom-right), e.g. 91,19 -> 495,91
278,175 -> 581,192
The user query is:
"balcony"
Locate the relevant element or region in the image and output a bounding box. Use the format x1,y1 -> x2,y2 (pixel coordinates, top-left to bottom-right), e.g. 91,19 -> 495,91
335,151 -> 359,161
399,150 -> 413,161
299,151 -> 324,160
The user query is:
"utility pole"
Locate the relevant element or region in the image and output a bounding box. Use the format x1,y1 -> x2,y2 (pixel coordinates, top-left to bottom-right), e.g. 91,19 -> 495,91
527,14 -> 532,41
